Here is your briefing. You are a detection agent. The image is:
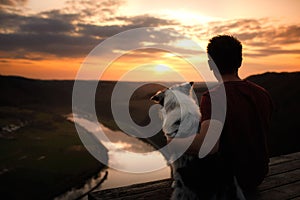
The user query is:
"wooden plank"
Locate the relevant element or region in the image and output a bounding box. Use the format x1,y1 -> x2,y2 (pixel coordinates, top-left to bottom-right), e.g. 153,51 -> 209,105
259,169 -> 300,191
268,159 -> 300,176
269,152 -> 300,166
258,181 -> 300,200
89,179 -> 172,200
89,152 -> 300,200
290,196 -> 300,200
97,187 -> 173,200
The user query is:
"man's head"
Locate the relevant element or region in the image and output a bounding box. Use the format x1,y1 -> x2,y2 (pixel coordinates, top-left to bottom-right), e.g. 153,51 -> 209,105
207,35 -> 242,75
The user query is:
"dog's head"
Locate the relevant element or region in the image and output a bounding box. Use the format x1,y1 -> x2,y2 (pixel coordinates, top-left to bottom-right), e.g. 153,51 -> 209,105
150,81 -> 194,106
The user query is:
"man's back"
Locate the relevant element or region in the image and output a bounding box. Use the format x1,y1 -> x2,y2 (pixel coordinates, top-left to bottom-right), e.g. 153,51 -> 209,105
200,80 -> 273,191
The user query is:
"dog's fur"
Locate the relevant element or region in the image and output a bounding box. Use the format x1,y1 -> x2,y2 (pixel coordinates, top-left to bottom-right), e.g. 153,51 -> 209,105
151,82 -> 246,200
151,82 -> 201,200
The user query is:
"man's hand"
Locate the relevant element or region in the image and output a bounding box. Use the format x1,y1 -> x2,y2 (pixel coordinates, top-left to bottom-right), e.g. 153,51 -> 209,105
165,120 -> 222,157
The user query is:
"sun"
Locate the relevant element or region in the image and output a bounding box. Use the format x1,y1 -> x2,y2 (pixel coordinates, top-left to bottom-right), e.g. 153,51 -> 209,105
154,64 -> 170,73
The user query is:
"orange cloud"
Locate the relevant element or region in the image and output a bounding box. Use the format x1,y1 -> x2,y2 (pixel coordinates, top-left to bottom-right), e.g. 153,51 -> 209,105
100,49 -> 206,82
0,57 -> 82,80
0,1 -> 299,81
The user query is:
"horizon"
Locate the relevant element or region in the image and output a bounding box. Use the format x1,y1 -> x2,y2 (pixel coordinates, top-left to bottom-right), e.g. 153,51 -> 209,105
0,0 -> 299,81
1,71 -> 298,82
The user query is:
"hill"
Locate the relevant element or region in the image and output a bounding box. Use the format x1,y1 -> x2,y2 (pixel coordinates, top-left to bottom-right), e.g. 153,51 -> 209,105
246,72 -> 300,156
0,75 -> 74,113
0,72 -> 299,156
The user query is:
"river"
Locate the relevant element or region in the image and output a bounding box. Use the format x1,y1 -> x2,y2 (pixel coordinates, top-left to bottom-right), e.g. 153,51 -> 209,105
54,115 -> 171,200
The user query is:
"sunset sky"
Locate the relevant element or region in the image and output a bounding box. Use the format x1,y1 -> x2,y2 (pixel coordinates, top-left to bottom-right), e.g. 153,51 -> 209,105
0,0 -> 299,81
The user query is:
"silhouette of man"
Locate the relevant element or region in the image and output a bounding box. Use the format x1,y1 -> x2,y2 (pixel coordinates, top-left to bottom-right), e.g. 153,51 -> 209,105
167,35 -> 273,199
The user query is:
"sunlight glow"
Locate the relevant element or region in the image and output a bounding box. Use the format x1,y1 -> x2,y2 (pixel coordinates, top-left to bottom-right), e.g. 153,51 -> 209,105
154,64 -> 170,73
163,9 -> 218,25
174,39 -> 201,50
162,53 -> 176,58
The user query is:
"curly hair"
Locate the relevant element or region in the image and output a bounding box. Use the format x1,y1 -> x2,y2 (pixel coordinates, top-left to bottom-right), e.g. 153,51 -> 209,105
207,35 -> 243,75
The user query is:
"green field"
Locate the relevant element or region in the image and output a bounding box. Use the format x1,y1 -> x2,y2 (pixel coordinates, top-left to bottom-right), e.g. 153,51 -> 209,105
0,107 -> 108,200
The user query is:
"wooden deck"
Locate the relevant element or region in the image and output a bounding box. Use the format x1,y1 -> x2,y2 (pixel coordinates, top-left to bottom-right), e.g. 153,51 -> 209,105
89,152 -> 300,200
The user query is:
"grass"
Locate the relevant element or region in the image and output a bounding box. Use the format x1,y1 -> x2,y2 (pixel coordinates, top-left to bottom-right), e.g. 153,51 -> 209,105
0,107 -> 107,200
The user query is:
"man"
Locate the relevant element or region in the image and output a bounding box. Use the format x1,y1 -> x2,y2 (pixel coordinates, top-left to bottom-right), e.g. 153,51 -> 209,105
167,35 -> 273,198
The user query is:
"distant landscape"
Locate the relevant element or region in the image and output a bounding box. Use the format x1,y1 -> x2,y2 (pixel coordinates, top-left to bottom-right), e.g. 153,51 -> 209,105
0,71 -> 299,199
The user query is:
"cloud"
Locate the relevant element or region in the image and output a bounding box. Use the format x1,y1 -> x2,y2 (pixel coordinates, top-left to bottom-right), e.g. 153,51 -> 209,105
1,0 -> 299,62
78,15 -> 178,38
0,32 -> 99,58
268,25 -> 300,45
203,18 -> 300,57
64,0 -> 125,23
245,48 -> 300,57
0,1 -> 182,60
19,18 -> 75,34
0,0 -> 27,6
116,15 -> 179,27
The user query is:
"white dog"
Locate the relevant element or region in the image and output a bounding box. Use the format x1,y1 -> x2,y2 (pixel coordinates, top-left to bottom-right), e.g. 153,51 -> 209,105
151,82 -> 245,200
151,82 -> 201,200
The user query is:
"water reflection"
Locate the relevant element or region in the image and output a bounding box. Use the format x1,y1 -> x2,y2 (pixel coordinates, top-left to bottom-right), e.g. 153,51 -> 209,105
54,115 -> 170,200
73,116 -> 169,172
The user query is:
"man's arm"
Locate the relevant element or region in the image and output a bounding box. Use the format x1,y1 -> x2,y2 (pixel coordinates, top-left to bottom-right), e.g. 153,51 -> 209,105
167,119 -> 222,157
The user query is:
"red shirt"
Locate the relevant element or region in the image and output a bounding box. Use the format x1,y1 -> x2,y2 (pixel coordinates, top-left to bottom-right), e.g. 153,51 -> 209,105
200,80 -> 273,190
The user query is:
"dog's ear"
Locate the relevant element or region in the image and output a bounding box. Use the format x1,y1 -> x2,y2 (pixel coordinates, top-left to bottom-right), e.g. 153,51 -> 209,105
150,94 -> 159,102
150,91 -> 165,105
150,91 -> 161,103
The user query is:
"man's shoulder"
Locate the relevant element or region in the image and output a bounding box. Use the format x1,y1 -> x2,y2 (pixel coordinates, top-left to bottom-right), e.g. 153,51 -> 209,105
244,80 -> 268,92
202,80 -> 272,102
243,80 -> 273,100
202,83 -> 223,96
